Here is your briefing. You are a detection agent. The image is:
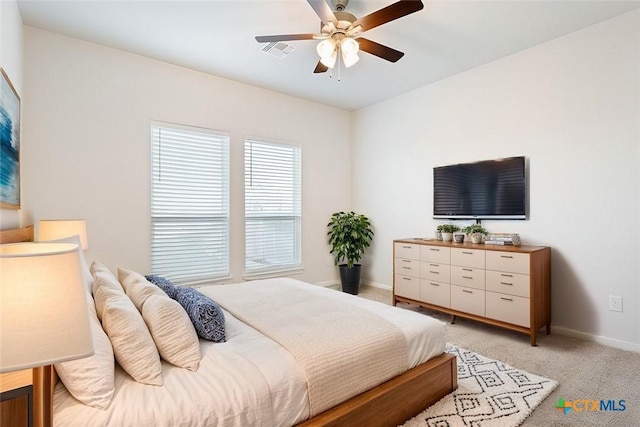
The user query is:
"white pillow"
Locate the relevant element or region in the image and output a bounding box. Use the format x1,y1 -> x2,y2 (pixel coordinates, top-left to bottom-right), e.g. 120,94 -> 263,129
93,271 -> 124,321
94,281 -> 162,386
55,292 -> 115,409
118,268 -> 201,370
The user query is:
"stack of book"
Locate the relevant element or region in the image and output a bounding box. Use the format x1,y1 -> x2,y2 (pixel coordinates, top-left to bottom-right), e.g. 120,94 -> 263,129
485,233 -> 521,246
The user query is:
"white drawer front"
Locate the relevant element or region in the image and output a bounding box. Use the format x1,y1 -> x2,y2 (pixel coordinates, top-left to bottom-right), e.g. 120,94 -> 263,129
486,270 -> 530,298
394,258 -> 420,278
394,275 -> 420,300
450,265 -> 485,290
486,291 -> 530,327
450,285 -> 485,317
420,280 -> 450,308
486,251 -> 529,274
451,248 -> 486,268
395,243 -> 420,260
420,262 -> 450,283
420,245 -> 450,264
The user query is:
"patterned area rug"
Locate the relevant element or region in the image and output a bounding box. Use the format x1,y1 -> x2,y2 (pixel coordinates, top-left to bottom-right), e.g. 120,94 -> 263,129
402,344 -> 558,427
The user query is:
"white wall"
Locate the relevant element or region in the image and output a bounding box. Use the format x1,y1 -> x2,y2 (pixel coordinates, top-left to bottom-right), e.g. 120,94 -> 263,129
352,10 -> 640,350
0,0 -> 23,229
22,27 -> 351,284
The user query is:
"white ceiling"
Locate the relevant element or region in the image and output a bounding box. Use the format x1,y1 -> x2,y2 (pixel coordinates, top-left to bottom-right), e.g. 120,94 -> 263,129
17,0 -> 640,111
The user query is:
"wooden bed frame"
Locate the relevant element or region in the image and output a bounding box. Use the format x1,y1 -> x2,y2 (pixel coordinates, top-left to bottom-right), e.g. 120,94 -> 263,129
1,225 -> 457,427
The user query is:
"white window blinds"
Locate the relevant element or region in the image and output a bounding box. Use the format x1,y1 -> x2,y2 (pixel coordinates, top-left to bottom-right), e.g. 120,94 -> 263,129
151,123 -> 229,284
244,139 -> 302,275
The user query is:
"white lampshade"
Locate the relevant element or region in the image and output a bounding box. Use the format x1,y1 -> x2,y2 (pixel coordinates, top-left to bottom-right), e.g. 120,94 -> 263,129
0,242 -> 94,373
39,219 -> 88,250
342,51 -> 360,68
320,49 -> 338,68
340,37 -> 359,56
316,38 -> 336,58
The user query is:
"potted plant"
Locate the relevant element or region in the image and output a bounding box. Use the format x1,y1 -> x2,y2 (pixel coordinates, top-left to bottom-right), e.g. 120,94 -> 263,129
439,224 -> 459,242
463,224 -> 488,244
327,211 -> 374,295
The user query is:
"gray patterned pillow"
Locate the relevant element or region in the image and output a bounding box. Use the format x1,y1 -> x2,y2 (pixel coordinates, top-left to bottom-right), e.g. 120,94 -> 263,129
175,287 -> 226,343
145,275 -> 179,299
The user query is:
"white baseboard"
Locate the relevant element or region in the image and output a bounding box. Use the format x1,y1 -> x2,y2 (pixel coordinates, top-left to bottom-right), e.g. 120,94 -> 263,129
552,325 -> 640,353
362,280 -> 392,291
314,280 -> 338,287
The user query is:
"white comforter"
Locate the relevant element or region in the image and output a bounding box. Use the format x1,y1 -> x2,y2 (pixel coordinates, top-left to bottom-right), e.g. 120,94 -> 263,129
53,279 -> 446,427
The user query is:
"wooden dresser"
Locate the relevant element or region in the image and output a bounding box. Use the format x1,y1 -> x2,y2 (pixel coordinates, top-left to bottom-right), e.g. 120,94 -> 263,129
393,238 -> 551,345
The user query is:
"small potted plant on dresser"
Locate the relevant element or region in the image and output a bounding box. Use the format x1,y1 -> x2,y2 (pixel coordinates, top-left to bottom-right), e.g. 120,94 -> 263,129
327,211 -> 374,295
463,224 -> 488,244
439,224 -> 460,242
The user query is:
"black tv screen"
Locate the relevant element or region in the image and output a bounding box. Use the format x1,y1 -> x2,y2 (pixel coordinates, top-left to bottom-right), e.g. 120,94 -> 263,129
433,156 -> 527,220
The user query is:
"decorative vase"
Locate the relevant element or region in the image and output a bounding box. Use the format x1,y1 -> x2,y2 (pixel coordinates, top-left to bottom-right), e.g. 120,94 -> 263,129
442,232 -> 453,242
339,264 -> 361,295
436,230 -> 443,241
453,233 -> 465,243
471,233 -> 483,244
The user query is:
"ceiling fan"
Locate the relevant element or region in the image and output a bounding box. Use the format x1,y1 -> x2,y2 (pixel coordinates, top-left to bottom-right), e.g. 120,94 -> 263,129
255,0 -> 424,74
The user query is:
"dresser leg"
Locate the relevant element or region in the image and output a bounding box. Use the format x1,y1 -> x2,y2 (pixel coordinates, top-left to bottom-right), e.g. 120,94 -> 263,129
450,314 -> 456,324
546,323 -> 551,335
530,331 -> 537,346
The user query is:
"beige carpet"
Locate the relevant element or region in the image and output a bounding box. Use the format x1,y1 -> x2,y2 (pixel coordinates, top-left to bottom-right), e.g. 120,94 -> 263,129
350,285 -> 640,427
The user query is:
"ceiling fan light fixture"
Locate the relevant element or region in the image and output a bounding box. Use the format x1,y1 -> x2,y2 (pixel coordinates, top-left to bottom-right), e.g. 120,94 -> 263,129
342,51 -> 359,68
320,49 -> 338,68
316,38 -> 336,59
340,37 -> 359,56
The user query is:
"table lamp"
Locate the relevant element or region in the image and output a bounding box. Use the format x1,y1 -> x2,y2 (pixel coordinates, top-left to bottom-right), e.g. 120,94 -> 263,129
0,242 -> 94,373
38,220 -> 88,250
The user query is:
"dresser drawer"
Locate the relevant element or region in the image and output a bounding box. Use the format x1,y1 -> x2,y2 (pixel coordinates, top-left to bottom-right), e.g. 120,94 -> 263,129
450,285 -> 485,317
420,262 -> 450,283
394,275 -> 420,300
451,248 -> 485,268
420,245 -> 450,264
486,291 -> 530,327
450,265 -> 485,290
486,270 -> 530,298
420,280 -> 450,308
486,251 -> 529,274
394,243 -> 420,260
394,258 -> 420,278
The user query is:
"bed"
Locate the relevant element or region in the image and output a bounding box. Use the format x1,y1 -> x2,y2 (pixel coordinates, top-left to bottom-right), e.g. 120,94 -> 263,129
1,226 -> 457,427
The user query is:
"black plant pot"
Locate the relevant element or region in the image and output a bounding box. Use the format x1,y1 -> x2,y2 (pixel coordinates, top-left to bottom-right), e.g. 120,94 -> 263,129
339,264 -> 361,295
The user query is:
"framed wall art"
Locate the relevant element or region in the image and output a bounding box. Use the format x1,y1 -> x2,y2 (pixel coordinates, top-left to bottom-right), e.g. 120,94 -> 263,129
0,68 -> 21,209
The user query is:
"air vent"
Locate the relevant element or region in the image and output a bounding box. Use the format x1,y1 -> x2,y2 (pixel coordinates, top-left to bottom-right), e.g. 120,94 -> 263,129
260,42 -> 296,58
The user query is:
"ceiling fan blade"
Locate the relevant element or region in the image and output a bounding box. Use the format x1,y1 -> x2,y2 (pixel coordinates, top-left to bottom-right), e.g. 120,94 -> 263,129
307,0 -> 338,25
352,0 -> 424,32
313,61 -> 329,73
358,38 -> 404,62
255,34 -> 316,43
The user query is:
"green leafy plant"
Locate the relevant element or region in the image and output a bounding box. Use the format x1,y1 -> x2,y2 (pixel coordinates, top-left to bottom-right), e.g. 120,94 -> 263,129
327,211 -> 374,269
439,224 -> 460,233
463,224 -> 488,235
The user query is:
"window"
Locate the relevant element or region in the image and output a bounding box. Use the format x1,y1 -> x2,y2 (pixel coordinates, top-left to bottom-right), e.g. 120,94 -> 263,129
150,122 -> 229,284
244,138 -> 302,276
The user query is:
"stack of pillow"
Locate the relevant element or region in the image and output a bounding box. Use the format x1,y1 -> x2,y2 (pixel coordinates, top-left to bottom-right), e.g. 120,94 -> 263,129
52,255 -> 226,410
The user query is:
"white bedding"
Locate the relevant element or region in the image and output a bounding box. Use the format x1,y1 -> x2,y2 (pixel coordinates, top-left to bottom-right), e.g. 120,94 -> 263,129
53,279 -> 446,427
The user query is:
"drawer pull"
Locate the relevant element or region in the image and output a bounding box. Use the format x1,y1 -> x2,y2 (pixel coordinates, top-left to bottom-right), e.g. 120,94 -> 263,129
500,281 -> 514,286
462,276 -> 473,279
429,271 -> 439,274
500,255 -> 514,259
402,259 -> 411,263
402,267 -> 411,270
402,245 -> 412,249
430,248 -> 440,251
500,297 -> 514,302
402,277 -> 411,281
462,251 -> 473,255
462,290 -> 473,294
430,283 -> 439,287
430,263 -> 439,267
501,273 -> 513,278
462,268 -> 473,272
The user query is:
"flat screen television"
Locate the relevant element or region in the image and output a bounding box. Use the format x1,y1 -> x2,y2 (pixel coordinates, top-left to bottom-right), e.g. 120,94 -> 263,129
433,156 -> 527,220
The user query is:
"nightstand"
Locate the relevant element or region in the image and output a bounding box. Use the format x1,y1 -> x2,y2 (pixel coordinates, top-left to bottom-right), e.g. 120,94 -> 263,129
0,369 -> 34,427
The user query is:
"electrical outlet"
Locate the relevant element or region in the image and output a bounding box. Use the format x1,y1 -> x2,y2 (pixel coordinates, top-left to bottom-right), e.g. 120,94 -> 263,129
609,295 -> 623,312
